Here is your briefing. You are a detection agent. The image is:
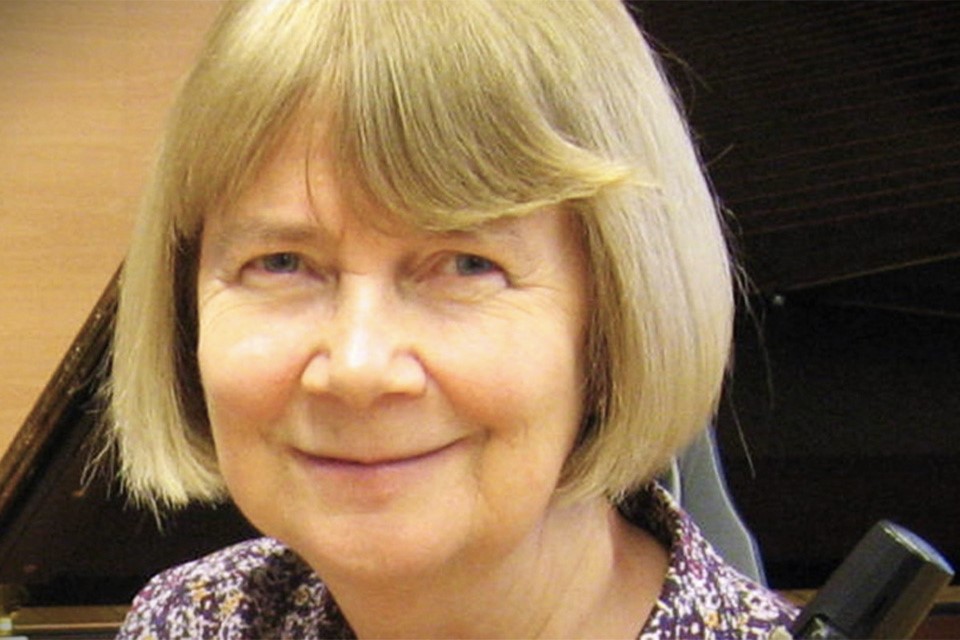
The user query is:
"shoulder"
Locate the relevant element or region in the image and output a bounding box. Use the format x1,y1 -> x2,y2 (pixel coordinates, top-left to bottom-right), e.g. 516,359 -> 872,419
117,537 -> 352,639
623,485 -> 797,640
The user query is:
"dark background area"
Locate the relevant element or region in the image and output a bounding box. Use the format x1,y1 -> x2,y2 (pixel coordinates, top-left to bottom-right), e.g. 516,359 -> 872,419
635,1 -> 960,589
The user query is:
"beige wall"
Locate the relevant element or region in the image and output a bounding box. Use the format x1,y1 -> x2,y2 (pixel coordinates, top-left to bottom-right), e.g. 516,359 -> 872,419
0,1 -> 222,456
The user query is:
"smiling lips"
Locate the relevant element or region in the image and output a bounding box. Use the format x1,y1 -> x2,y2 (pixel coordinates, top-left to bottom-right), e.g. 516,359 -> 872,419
295,439 -> 463,470
290,440 -> 467,503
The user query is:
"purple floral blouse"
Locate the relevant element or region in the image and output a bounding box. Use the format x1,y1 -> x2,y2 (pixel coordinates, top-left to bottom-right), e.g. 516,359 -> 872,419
118,485 -> 797,638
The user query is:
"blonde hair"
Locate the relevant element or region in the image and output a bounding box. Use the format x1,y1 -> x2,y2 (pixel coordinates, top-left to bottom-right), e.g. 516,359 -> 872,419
109,0 -> 733,511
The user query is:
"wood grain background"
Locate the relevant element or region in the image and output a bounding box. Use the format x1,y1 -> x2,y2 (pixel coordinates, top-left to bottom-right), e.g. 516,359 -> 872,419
0,1 -> 222,457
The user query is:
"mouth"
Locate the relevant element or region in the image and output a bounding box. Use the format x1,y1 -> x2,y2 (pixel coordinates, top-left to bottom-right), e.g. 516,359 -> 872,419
292,439 -> 465,474
287,439 -> 468,505
308,445 -> 451,468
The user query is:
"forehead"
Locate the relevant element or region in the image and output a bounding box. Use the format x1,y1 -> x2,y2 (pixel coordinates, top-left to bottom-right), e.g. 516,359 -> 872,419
204,132 -> 420,248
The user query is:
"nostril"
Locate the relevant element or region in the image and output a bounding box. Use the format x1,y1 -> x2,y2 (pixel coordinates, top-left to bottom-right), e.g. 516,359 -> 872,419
300,342 -> 427,406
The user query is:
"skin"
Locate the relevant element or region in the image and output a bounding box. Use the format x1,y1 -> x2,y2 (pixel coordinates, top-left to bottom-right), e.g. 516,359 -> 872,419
196,132 -> 667,638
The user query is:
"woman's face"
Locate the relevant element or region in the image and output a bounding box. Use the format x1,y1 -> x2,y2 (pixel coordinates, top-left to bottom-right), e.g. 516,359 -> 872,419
196,135 -> 591,585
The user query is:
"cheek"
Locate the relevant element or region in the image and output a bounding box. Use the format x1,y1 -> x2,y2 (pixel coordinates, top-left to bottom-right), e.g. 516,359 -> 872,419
438,318 -> 586,465
197,314 -> 308,432
435,330 -> 585,544
492,318 -> 585,416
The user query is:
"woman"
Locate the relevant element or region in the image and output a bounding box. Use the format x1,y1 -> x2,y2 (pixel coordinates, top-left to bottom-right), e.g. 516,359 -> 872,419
110,1 -> 797,637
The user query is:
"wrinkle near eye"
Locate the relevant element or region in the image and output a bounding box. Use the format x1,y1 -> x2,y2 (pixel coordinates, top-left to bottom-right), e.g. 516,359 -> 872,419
428,252 -> 510,294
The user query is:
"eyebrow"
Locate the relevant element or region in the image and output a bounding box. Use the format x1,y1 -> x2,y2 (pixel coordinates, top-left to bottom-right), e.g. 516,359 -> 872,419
439,217 -> 531,253
206,215 -> 337,260
206,210 -> 532,261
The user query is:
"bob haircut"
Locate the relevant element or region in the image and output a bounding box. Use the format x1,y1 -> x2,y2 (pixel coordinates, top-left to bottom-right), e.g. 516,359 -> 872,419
108,0 -> 734,512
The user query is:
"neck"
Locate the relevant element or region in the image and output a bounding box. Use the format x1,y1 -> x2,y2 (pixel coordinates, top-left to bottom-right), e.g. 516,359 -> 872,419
325,497 -> 668,639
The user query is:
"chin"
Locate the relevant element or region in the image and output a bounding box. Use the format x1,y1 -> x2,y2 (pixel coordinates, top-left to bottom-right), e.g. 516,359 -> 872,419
278,507 -> 476,586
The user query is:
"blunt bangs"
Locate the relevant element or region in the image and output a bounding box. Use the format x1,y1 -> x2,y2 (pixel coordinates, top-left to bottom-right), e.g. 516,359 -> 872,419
328,1 -> 639,230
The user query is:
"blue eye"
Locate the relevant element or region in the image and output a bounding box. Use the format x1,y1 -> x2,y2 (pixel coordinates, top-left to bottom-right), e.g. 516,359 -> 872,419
259,252 -> 301,274
454,254 -> 498,276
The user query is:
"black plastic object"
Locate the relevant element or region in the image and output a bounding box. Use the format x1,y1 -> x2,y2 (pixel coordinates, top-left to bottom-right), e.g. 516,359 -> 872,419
790,521 -> 954,639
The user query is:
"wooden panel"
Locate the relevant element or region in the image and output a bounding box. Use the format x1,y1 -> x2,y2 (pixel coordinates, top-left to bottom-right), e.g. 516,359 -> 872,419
0,1 -> 222,456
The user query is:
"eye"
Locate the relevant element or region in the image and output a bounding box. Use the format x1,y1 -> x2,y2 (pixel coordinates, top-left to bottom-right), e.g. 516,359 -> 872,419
422,252 -> 509,298
255,252 -> 302,274
452,254 -> 499,277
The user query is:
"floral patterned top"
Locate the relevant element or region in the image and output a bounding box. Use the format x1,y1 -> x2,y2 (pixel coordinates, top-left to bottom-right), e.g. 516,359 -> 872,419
118,484 -> 797,639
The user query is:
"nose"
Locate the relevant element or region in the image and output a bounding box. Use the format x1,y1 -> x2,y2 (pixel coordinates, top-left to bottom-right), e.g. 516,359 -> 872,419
301,280 -> 427,407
